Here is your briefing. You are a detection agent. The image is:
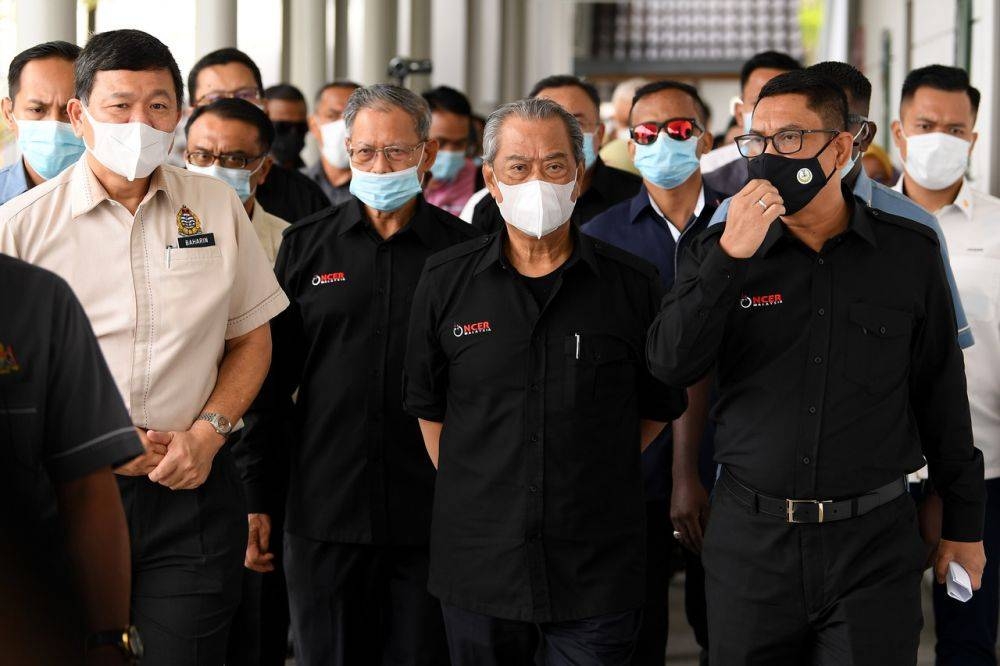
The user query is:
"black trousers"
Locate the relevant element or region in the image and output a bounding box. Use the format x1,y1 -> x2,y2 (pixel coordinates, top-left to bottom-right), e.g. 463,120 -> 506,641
225,528 -> 289,666
702,475 -> 925,666
682,547 -> 710,664
117,448 -> 246,666
632,499 -> 671,665
284,534 -> 448,666
441,603 -> 641,666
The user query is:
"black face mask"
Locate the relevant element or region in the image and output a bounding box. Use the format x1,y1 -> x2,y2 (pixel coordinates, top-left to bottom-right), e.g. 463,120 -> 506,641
747,136 -> 837,215
270,121 -> 309,165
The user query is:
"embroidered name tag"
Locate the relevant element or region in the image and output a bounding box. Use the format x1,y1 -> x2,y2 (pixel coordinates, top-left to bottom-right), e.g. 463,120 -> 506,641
177,233 -> 216,248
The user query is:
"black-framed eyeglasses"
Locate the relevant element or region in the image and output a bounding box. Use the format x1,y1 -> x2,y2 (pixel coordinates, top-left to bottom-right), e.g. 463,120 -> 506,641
186,151 -> 266,169
735,129 -> 839,158
348,141 -> 425,165
631,118 -> 703,145
195,87 -> 263,106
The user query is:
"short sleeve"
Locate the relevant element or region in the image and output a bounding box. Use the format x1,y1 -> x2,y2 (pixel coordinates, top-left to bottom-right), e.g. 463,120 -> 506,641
403,266 -> 448,421
43,276 -> 143,482
226,192 -> 290,339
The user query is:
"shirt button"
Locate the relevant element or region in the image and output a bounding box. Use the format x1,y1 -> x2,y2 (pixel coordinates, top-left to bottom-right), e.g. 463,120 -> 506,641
808,406 -> 817,414
802,456 -> 811,465
530,433 -> 539,442
376,287 -> 385,295
530,383 -> 540,392
817,308 -> 825,316
813,355 -> 822,364
817,258 -> 825,265
879,326 -> 887,335
375,328 -> 383,336
528,485 -> 538,494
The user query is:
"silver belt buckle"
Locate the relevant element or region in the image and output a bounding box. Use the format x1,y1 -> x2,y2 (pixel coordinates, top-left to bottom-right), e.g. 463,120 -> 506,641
786,499 -> 825,523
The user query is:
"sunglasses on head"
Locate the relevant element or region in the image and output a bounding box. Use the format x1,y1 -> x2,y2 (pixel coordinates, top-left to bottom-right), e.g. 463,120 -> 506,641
630,118 -> 702,146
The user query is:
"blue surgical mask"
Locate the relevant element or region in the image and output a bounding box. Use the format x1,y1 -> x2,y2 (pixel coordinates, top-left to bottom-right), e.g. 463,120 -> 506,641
187,161 -> 263,203
582,132 -> 597,170
839,124 -> 869,179
633,133 -> 700,190
349,148 -> 425,211
16,119 -> 85,180
430,150 -> 465,182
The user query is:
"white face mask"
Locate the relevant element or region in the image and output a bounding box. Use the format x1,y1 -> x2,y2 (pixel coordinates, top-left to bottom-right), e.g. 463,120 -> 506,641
82,105 -> 173,181
901,130 -> 971,190
494,176 -> 577,239
320,119 -> 350,168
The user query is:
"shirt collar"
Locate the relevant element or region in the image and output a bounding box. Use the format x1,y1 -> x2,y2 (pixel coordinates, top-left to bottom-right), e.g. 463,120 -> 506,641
70,158 -> 170,219
473,224 -> 600,277
893,174 -> 974,220
852,168 -> 874,206
646,185 -> 705,229
338,194 -> 445,247
0,159 -> 30,200
758,189 -> 876,257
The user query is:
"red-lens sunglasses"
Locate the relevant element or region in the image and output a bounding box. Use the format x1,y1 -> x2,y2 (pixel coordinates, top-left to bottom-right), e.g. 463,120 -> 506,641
630,118 -> 702,146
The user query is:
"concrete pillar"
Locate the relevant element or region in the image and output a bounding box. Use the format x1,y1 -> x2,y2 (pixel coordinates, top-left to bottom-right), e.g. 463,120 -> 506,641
398,0 -> 431,90
500,0 -> 525,103
468,0 -> 502,113
523,0 -> 574,92
347,0 -> 396,85
430,0 -> 467,91
290,0 -> 329,99
195,0 -> 237,56
16,0 -> 76,50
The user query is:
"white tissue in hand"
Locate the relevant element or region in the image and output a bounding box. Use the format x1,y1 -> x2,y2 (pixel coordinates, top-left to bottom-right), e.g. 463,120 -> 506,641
947,562 -> 973,602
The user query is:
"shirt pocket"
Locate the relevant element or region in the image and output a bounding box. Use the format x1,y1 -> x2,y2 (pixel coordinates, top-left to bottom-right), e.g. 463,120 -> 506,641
165,245 -> 223,271
563,333 -> 638,410
0,376 -> 40,470
844,303 -> 913,394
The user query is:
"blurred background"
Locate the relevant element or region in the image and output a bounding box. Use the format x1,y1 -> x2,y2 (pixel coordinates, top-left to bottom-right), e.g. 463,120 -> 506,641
0,0 -> 995,190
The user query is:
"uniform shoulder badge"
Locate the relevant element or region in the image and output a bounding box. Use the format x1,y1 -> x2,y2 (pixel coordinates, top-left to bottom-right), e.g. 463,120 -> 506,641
0,342 -> 20,375
176,205 -> 202,236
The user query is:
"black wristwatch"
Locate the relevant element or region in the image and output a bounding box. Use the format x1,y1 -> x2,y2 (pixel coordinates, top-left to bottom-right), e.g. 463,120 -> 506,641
86,625 -> 143,663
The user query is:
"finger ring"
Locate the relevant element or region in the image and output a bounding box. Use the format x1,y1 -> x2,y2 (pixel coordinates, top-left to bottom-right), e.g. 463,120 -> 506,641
756,197 -> 767,211
672,530 -> 682,540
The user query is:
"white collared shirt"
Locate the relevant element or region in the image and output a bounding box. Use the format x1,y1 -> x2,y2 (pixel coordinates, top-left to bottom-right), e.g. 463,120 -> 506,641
896,176 -> 1000,479
0,159 -> 289,431
647,186 -> 705,243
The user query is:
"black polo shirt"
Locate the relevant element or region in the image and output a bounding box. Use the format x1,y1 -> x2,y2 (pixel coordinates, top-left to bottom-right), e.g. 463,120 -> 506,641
0,255 -> 142,546
647,194 -> 985,541
470,158 -> 642,234
403,229 -> 686,622
256,162 -> 332,224
240,196 -> 479,545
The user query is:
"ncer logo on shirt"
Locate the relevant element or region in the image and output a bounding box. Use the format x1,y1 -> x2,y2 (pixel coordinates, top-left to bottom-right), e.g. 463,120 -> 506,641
453,321 -> 492,337
740,293 -> 784,309
312,272 -> 347,286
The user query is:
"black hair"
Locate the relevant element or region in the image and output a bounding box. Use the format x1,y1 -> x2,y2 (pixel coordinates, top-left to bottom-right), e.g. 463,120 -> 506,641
901,64 -> 980,114
185,97 -> 276,151
8,41 -> 81,100
76,30 -> 183,106
809,61 -> 872,107
314,80 -> 362,104
528,74 -> 600,115
739,50 -> 803,92
756,69 -> 849,130
422,85 -> 472,117
187,47 -> 262,106
264,83 -> 306,103
629,80 -> 710,126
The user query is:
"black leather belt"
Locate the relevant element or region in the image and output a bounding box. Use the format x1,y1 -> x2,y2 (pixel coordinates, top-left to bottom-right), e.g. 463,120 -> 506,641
720,468 -> 908,524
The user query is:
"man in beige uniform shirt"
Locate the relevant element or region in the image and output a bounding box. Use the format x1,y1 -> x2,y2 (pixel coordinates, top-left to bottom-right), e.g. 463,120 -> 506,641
0,29 -> 288,666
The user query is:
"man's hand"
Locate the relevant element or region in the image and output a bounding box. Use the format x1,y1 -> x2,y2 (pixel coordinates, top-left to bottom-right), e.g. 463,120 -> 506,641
113,427 -> 167,476
147,421 -> 225,490
935,539 -> 986,591
671,471 -> 710,553
246,513 -> 275,573
719,179 -> 785,259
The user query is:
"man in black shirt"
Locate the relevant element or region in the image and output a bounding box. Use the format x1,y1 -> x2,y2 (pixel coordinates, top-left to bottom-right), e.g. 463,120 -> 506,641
0,255 -> 144,664
647,70 -> 985,665
468,75 -> 641,234
187,48 -> 330,223
241,84 -> 478,666
404,97 -> 685,666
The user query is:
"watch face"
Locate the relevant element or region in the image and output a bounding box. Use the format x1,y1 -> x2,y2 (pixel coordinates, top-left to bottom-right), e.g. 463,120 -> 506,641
127,626 -> 144,658
217,415 -> 233,433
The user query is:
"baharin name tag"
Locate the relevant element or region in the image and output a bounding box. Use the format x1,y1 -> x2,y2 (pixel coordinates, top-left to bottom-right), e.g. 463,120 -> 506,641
177,233 -> 215,248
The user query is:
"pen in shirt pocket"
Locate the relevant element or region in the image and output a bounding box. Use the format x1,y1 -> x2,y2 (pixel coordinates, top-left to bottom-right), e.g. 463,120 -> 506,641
165,244 -> 175,268
575,333 -> 581,359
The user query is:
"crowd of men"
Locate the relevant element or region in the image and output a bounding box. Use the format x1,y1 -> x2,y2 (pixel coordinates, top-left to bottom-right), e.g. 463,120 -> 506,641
0,26 -> 995,666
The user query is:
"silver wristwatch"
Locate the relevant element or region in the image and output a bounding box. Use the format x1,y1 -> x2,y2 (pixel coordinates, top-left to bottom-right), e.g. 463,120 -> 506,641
197,412 -> 233,437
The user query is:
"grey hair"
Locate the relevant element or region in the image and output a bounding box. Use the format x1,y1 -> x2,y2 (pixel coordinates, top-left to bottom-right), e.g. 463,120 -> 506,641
482,97 -> 584,166
343,83 -> 431,140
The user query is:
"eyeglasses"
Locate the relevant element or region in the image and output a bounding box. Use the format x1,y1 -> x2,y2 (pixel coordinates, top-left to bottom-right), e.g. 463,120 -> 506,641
348,141 -> 425,165
186,151 -> 266,169
630,118 -> 703,145
196,87 -> 263,106
735,129 -> 839,158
